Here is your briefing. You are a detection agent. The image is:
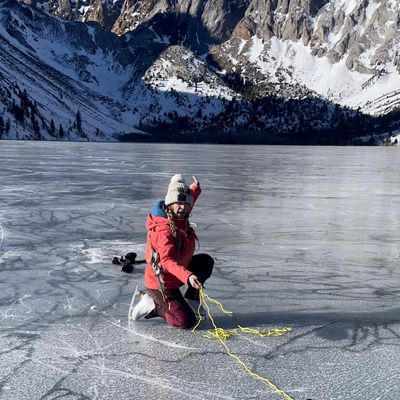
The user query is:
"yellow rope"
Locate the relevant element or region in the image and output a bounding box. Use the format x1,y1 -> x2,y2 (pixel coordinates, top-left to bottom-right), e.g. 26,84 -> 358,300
192,287 -> 294,400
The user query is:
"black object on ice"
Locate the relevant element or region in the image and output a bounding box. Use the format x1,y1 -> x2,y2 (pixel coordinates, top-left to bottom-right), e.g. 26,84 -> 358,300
112,252 -> 146,273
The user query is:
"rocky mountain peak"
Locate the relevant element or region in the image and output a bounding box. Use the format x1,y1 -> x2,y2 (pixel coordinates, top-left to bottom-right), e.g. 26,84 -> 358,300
83,0 -> 119,29
19,0 -> 124,28
6,0 -> 400,142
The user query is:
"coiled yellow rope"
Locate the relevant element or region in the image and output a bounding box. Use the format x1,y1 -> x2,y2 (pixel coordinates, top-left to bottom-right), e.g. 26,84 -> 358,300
192,287 -> 295,400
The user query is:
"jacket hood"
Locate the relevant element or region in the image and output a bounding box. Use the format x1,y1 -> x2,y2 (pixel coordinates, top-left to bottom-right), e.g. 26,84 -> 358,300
151,200 -> 167,218
146,200 -> 168,232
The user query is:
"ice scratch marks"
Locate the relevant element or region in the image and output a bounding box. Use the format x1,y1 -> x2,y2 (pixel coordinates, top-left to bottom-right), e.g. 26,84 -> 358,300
0,221 -> 4,250
0,221 -> 11,261
0,294 -> 32,320
81,323 -> 108,398
83,363 -> 234,400
25,320 -> 223,400
0,250 -> 12,261
107,318 -> 198,350
25,323 -> 108,400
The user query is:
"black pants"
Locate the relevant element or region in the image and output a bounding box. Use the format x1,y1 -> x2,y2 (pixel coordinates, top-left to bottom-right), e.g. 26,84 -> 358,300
183,253 -> 214,300
148,253 -> 214,329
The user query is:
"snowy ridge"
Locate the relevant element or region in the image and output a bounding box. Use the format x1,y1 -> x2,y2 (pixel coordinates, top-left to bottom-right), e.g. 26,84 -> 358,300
3,0 -> 400,143
247,36 -> 400,114
0,33 -> 135,139
0,1 -> 140,140
0,1 -> 236,140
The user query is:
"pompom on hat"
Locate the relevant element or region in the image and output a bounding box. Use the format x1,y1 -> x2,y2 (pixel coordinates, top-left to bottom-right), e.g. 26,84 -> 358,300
165,174 -> 193,207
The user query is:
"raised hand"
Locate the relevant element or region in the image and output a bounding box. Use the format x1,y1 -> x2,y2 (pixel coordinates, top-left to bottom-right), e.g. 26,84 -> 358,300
192,176 -> 200,187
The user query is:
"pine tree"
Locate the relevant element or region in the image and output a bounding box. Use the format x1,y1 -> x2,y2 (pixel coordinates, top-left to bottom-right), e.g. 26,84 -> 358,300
20,89 -> 29,115
5,118 -> 10,134
59,123 -> 65,139
31,112 -> 40,139
0,116 -> 4,138
49,119 -> 56,136
76,110 -> 82,134
13,101 -> 24,123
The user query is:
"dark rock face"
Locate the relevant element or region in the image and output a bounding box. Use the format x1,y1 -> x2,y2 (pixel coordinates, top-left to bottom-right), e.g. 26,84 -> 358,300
20,0 -> 400,74
23,0 -> 124,28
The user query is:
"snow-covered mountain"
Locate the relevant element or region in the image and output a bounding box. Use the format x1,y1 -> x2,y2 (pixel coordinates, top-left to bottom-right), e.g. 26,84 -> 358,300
0,0 -> 138,140
2,0 -> 400,143
1,0 -> 237,141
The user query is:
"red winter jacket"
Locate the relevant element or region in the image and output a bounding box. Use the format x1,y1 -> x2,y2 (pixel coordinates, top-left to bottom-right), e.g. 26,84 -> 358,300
144,183 -> 201,290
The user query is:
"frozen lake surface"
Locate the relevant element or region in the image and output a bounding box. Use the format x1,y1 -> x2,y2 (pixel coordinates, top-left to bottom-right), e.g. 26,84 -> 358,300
1,142 -> 400,400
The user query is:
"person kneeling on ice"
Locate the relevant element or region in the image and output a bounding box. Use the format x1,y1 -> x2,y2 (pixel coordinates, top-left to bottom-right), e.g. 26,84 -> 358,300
130,174 -> 214,329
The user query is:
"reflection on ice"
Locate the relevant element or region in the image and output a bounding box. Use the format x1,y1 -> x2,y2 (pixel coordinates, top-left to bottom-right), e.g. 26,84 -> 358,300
1,142 -> 400,399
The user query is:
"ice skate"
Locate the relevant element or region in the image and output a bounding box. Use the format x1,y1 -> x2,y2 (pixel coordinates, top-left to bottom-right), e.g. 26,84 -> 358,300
129,288 -> 156,321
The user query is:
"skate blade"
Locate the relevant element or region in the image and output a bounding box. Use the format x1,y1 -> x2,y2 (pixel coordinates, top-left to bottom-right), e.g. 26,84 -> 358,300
128,285 -> 140,322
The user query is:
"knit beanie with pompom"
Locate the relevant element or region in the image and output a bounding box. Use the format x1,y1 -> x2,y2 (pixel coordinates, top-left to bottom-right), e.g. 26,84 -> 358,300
165,174 -> 193,207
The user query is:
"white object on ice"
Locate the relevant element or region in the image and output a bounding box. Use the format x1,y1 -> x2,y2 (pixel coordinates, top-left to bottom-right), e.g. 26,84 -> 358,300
129,288 -> 155,321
